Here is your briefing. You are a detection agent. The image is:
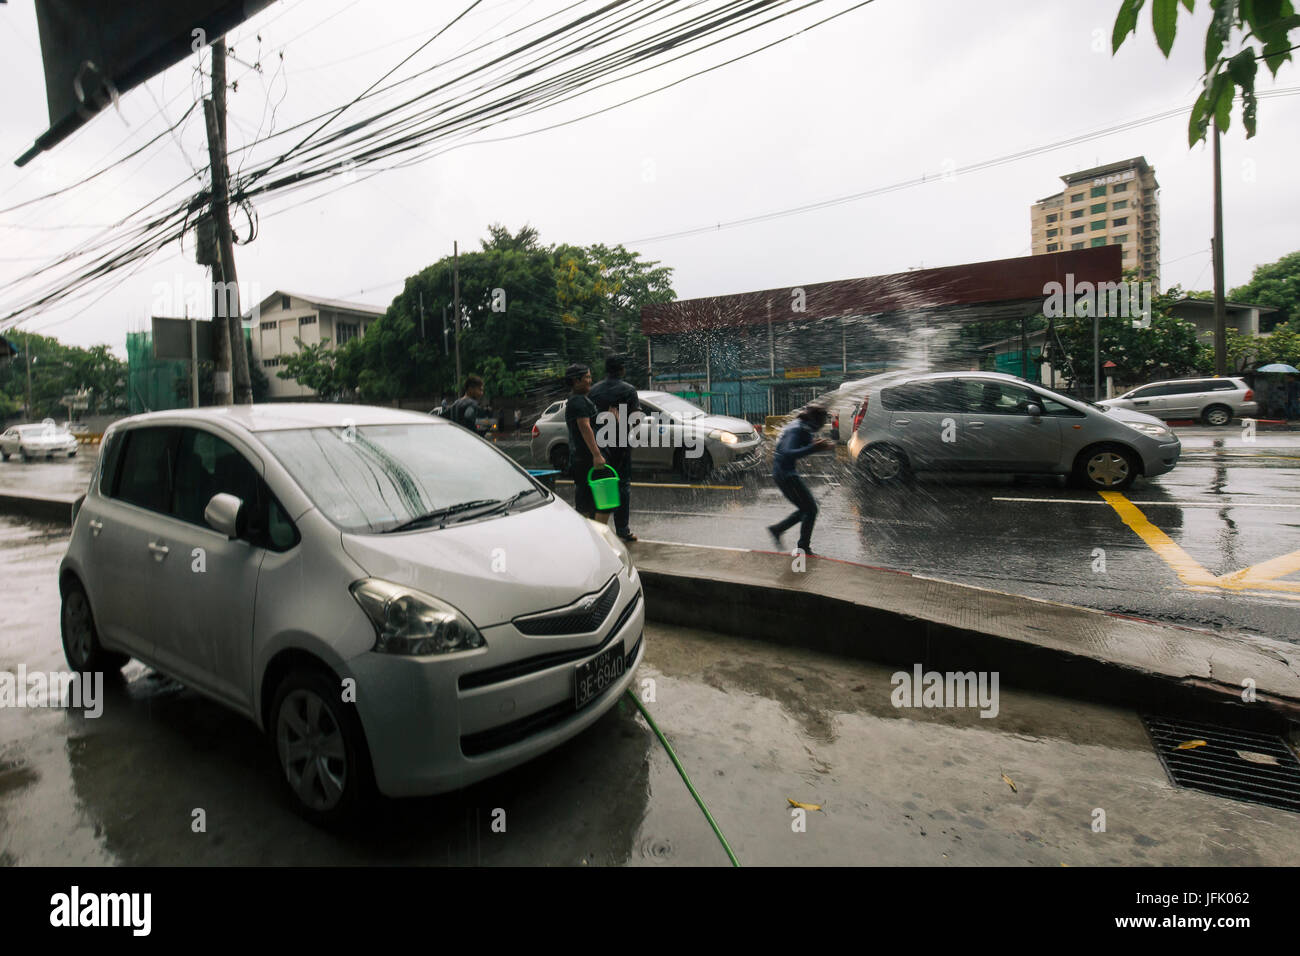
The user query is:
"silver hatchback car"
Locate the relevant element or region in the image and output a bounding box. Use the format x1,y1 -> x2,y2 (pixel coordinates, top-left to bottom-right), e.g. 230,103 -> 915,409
59,404 -> 644,824
1097,376 -> 1257,426
847,372 -> 1181,490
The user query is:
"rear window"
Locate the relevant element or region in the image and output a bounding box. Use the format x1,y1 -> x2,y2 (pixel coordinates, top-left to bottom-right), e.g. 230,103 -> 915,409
881,381 -> 964,412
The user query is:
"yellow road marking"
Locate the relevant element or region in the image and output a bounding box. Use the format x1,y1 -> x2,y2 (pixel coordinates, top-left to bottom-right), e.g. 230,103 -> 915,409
1101,491 -> 1300,599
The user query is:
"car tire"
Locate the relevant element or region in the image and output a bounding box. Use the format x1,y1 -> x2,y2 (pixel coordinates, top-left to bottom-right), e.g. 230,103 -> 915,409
678,448 -> 713,482
1072,444 -> 1139,491
20,449 -> 31,462
859,443 -> 911,484
549,443 -> 569,472
0,452 -> 8,461
1202,404 -> 1232,427
270,669 -> 374,827
61,578 -> 129,675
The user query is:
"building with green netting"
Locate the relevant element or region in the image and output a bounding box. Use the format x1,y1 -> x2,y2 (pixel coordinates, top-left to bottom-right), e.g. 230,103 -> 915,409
126,328 -> 254,413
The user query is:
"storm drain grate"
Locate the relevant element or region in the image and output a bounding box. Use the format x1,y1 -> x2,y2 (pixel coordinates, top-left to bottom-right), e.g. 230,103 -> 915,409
1141,715 -> 1300,814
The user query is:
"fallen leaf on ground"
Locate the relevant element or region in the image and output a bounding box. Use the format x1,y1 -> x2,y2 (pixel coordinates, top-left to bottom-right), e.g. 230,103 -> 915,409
1235,750 -> 1280,765
787,798 -> 821,811
1000,773 -> 1017,793
1175,739 -> 1208,750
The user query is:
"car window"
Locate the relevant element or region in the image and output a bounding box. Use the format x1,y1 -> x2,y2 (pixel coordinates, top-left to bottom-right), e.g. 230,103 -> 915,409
112,427 -> 178,514
1035,393 -> 1086,417
1211,380 -> 1237,391
172,428 -> 262,527
544,402 -> 562,415
881,381 -> 964,412
959,380 -> 1039,414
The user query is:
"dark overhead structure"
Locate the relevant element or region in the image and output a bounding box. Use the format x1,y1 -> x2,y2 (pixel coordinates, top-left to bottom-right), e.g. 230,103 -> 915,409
18,0 -> 275,166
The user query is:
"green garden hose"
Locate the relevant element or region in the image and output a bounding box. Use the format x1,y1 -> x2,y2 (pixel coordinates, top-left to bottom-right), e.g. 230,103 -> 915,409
625,689 -> 741,867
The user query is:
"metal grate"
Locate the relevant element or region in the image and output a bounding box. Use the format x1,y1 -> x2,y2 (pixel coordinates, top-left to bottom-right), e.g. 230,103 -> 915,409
514,576 -> 620,636
1142,715 -> 1300,814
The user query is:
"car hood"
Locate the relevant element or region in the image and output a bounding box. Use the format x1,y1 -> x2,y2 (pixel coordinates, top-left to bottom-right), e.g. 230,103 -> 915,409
1099,405 -> 1169,428
686,414 -> 755,434
338,498 -> 622,627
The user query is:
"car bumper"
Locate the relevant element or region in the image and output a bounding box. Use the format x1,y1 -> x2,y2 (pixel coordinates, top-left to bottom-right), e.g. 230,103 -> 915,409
1239,402 -> 1260,417
1140,439 -> 1182,477
347,573 -> 646,798
710,437 -> 764,468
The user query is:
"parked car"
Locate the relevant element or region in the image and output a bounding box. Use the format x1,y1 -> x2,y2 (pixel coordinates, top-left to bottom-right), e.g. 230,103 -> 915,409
1,420 -> 79,460
847,371 -> 1181,491
1097,376 -> 1256,426
530,389 -> 763,480
59,404 -> 644,824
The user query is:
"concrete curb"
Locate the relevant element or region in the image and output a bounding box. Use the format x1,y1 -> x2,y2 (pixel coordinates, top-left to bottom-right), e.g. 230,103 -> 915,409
631,539 -> 1300,726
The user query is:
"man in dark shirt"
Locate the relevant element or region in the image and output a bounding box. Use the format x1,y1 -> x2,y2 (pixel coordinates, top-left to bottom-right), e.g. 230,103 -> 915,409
449,375 -> 484,432
588,356 -> 639,541
564,364 -> 605,518
767,404 -> 833,555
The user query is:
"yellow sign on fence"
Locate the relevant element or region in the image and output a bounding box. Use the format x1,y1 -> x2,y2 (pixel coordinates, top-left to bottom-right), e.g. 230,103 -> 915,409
784,366 -> 820,379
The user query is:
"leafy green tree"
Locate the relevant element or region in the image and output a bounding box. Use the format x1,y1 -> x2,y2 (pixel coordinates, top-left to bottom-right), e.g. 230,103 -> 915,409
277,338 -> 349,399
1230,250 -> 1300,329
1055,286 -> 1203,389
0,329 -> 126,419
1113,0 -> 1297,145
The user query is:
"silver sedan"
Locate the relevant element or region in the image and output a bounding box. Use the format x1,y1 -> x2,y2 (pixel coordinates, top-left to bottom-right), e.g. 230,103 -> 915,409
1,421 -> 79,461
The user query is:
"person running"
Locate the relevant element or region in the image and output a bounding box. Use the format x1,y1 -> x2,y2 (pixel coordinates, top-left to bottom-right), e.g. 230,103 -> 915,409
588,355 -> 639,541
564,364 -> 605,519
449,375 -> 484,432
767,403 -> 834,555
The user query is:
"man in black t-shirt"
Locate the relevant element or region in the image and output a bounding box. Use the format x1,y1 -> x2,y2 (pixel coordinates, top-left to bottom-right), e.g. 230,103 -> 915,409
449,375 -> 484,432
564,364 -> 604,518
588,356 -> 638,540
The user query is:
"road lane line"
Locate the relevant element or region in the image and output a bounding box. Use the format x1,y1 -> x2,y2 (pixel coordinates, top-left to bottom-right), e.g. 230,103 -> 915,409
992,496 -> 1300,509
1217,551 -> 1300,592
1098,491 -> 1219,587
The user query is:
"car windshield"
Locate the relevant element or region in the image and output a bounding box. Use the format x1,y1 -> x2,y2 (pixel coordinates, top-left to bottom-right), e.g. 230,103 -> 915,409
259,422 -> 544,534
647,394 -> 707,420
18,424 -> 67,435
1029,384 -> 1109,412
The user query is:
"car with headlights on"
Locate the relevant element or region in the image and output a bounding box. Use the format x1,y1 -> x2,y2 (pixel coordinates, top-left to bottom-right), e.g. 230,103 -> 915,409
530,389 -> 763,480
847,371 -> 1180,491
59,404 -> 644,825
1,420 -> 79,460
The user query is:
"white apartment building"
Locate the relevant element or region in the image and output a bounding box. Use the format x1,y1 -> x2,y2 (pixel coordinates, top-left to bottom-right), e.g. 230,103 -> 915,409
247,291 -> 385,399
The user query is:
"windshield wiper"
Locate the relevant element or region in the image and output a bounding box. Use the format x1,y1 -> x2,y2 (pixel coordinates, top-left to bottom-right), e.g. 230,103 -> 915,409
385,499 -> 501,533
471,487 -> 541,519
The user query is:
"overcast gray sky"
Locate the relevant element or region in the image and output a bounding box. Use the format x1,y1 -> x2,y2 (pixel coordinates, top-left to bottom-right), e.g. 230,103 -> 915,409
2,0 -> 1298,353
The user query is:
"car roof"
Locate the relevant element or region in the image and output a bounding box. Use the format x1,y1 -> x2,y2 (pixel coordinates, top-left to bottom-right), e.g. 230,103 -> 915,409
112,403 -> 445,435
876,371 -> 1029,385
1134,376 -> 1241,385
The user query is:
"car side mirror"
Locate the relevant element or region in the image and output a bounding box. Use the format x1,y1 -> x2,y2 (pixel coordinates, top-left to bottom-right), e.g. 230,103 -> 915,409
1026,404 -> 1042,417
205,492 -> 245,540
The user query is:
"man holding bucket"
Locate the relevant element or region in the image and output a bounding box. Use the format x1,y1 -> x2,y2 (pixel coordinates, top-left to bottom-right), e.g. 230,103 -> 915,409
589,356 -> 639,541
564,364 -> 605,518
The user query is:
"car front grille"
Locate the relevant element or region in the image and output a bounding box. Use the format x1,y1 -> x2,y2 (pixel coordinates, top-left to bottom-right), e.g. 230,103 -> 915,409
513,575 -> 620,636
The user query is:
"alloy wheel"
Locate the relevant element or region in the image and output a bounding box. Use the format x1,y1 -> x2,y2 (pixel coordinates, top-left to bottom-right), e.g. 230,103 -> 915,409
277,689 -> 348,813
63,589 -> 94,667
1086,452 -> 1130,487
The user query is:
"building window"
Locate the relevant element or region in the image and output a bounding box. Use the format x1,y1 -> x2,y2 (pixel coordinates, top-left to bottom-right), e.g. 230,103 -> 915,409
1047,228 -> 1059,238
1112,217 -> 1128,227
1113,182 -> 1128,192
1090,202 -> 1107,214
1091,220 -> 1106,231
337,322 -> 360,345
1114,234 -> 1128,245
1070,192 -> 1084,202
281,295 -> 291,310
1071,242 -> 1085,250
1070,225 -> 1085,235
1070,209 -> 1084,219
263,357 -> 281,368
1113,199 -> 1128,210
1047,243 -> 1059,252
1091,237 -> 1107,247
1046,214 -> 1058,224
1090,185 -> 1107,198
300,315 -> 317,325
260,320 -> 277,330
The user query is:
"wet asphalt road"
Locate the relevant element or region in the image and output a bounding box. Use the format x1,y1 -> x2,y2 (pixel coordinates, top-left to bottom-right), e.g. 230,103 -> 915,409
3,514 -> 1299,865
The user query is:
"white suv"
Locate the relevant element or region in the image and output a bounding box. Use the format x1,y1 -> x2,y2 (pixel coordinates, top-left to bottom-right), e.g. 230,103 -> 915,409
1098,377 -> 1257,426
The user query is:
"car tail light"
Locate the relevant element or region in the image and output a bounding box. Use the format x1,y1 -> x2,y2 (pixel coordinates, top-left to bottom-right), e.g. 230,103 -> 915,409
1244,389 -> 1254,402
531,425 -> 539,437
852,398 -> 868,432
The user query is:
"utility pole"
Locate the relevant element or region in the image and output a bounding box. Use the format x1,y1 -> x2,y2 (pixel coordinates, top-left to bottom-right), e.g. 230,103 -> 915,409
453,241 -> 462,387
418,290 -> 426,340
202,38 -> 253,405
1212,117 -> 1227,376
25,331 -> 33,417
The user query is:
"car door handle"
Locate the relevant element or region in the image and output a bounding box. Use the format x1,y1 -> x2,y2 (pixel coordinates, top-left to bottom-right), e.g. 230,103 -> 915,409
967,421 -> 985,427
893,418 -> 911,425
88,519 -> 103,537
148,540 -> 170,561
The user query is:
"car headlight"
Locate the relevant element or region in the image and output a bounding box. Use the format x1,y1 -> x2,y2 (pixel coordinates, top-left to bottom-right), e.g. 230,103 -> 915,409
350,579 -> 485,656
709,429 -> 739,445
1128,422 -> 1171,438
588,519 -> 633,576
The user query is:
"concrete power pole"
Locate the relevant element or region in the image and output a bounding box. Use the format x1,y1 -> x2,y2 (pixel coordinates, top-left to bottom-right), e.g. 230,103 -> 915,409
202,38 -> 253,405
453,241 -> 462,387
1212,118 -> 1228,377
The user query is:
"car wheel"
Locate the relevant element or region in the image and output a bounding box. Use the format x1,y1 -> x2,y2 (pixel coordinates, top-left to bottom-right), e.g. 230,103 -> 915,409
61,579 -> 129,674
20,449 -> 31,462
1073,444 -> 1138,491
0,451 -> 8,461
271,669 -> 373,826
860,444 -> 910,483
679,449 -> 713,482
549,443 -> 569,472
1202,404 -> 1232,427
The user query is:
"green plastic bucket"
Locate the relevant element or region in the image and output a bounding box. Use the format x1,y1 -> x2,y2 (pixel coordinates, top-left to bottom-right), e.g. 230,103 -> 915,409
587,465 -> 621,510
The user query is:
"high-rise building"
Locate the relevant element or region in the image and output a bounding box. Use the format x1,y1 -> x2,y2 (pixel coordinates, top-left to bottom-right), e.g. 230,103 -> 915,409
1030,156 -> 1160,288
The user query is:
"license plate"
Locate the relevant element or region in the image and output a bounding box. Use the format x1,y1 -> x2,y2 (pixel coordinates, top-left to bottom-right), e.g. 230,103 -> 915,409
575,641 -> 625,710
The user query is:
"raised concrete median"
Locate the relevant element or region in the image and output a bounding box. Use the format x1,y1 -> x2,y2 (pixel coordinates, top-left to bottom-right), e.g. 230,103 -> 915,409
631,539 -> 1300,724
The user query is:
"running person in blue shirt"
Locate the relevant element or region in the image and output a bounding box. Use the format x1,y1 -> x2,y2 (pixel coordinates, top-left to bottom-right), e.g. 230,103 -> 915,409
767,404 -> 834,555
